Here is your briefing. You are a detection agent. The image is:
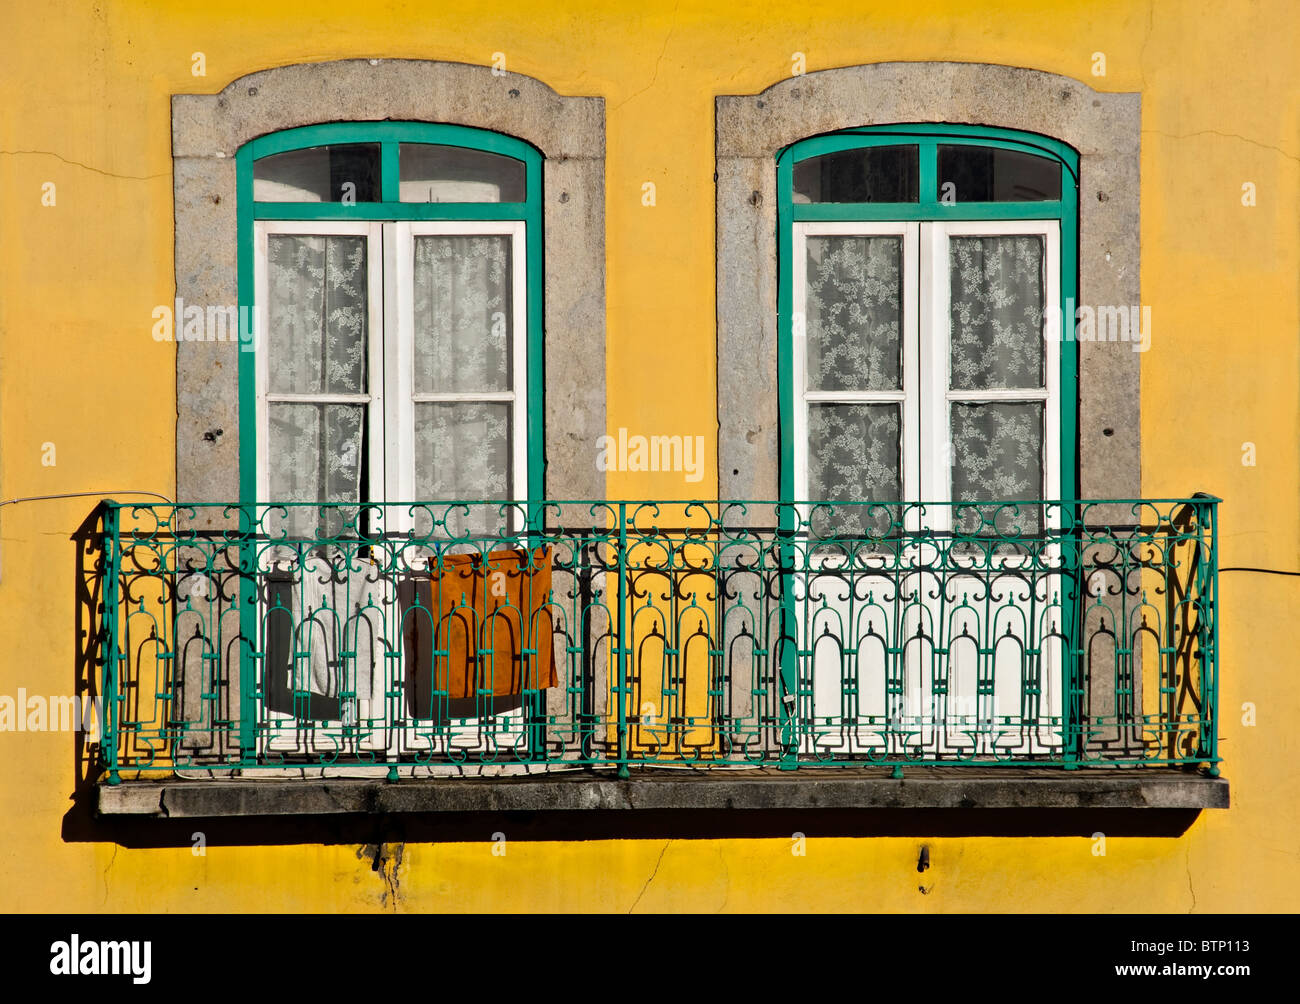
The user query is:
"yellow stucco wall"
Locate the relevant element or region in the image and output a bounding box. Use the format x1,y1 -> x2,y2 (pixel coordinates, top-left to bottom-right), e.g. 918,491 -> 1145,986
1,0 -> 1296,912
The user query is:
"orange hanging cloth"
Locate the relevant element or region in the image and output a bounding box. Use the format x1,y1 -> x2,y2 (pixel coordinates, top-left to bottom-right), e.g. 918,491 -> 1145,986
400,547 -> 556,721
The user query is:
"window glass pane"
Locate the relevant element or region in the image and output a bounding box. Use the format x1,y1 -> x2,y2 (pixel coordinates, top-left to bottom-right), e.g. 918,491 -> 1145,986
414,402 -> 512,539
937,145 -> 1061,202
949,235 -> 1044,390
950,401 -> 1043,535
808,403 -> 901,537
267,235 -> 369,394
792,145 -> 918,203
254,144 -> 380,202
413,235 -> 512,393
400,144 -> 526,202
268,403 -> 366,536
806,235 -> 901,392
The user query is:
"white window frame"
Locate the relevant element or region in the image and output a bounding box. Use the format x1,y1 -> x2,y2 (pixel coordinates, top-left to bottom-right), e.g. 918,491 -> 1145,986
253,218 -> 532,753
253,221 -> 386,508
792,221 -> 920,517
792,222 -> 920,753
793,219 -> 1064,755
254,219 -> 530,515
387,221 -> 529,528
920,219 -> 1060,536
792,219 -> 1060,512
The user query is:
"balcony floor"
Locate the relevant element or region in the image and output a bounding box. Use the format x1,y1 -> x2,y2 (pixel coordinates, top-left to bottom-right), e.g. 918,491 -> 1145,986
97,767 -> 1228,818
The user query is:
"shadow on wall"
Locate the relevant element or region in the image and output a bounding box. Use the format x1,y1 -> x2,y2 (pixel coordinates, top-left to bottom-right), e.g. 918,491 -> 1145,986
68,503 -> 105,819
62,805 -> 1203,849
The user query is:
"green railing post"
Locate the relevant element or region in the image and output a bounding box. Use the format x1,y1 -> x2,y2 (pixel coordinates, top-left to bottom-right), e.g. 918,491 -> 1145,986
777,503 -> 798,769
1063,500 -> 1083,770
1198,494 -> 1221,775
615,502 -> 630,779
238,502 -> 258,762
100,502 -> 122,785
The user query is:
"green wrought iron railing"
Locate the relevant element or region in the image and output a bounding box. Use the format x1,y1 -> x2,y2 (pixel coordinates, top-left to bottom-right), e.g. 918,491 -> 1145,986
92,497 -> 1220,781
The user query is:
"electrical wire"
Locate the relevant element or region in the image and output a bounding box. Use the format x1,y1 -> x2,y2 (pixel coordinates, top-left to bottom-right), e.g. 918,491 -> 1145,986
0,490 -> 174,507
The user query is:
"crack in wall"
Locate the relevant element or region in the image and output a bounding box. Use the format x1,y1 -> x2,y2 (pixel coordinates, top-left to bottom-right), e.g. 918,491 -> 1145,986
0,149 -> 167,181
612,0 -> 680,111
102,844 -> 119,906
1139,128 -> 1300,163
628,840 -> 671,913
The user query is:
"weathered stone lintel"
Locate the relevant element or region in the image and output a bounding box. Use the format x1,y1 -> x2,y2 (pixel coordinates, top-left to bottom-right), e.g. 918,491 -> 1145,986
172,59 -> 604,161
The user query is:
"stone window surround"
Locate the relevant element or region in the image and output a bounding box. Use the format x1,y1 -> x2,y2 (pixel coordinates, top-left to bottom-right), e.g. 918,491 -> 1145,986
716,61 -> 1141,503
170,58 -> 605,504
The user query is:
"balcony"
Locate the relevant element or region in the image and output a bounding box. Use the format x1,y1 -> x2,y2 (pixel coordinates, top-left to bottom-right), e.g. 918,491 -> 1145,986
90,498 -> 1227,817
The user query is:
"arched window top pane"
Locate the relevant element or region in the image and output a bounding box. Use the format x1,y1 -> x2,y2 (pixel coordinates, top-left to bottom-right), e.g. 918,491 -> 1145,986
253,144 -> 380,202
792,144 -> 919,203
938,145 -> 1061,202
399,143 -> 526,203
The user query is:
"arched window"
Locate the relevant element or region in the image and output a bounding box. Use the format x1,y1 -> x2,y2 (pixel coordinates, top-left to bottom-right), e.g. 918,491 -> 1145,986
775,124 -> 1081,756
233,123 -> 547,745
236,122 -> 544,535
777,124 -> 1080,512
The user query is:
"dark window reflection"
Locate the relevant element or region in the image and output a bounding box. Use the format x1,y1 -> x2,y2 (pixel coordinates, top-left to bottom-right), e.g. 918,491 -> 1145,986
254,144 -> 381,202
937,145 -> 1062,202
792,145 -> 919,203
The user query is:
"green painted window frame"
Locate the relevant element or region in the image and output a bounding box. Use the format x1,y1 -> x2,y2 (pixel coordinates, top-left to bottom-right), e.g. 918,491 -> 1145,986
234,122 -> 546,756
235,121 -> 546,510
774,124 -> 1082,766
776,123 -> 1081,503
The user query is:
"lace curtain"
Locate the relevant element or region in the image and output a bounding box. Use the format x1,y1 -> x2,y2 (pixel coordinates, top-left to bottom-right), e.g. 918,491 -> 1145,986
802,232 -> 1046,537
267,235 -> 368,537
413,234 -> 511,393
949,235 -> 1044,390
804,236 -> 902,536
951,401 -> 1044,535
948,235 -> 1046,535
805,235 -> 901,392
413,235 -> 513,539
808,403 -> 901,537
